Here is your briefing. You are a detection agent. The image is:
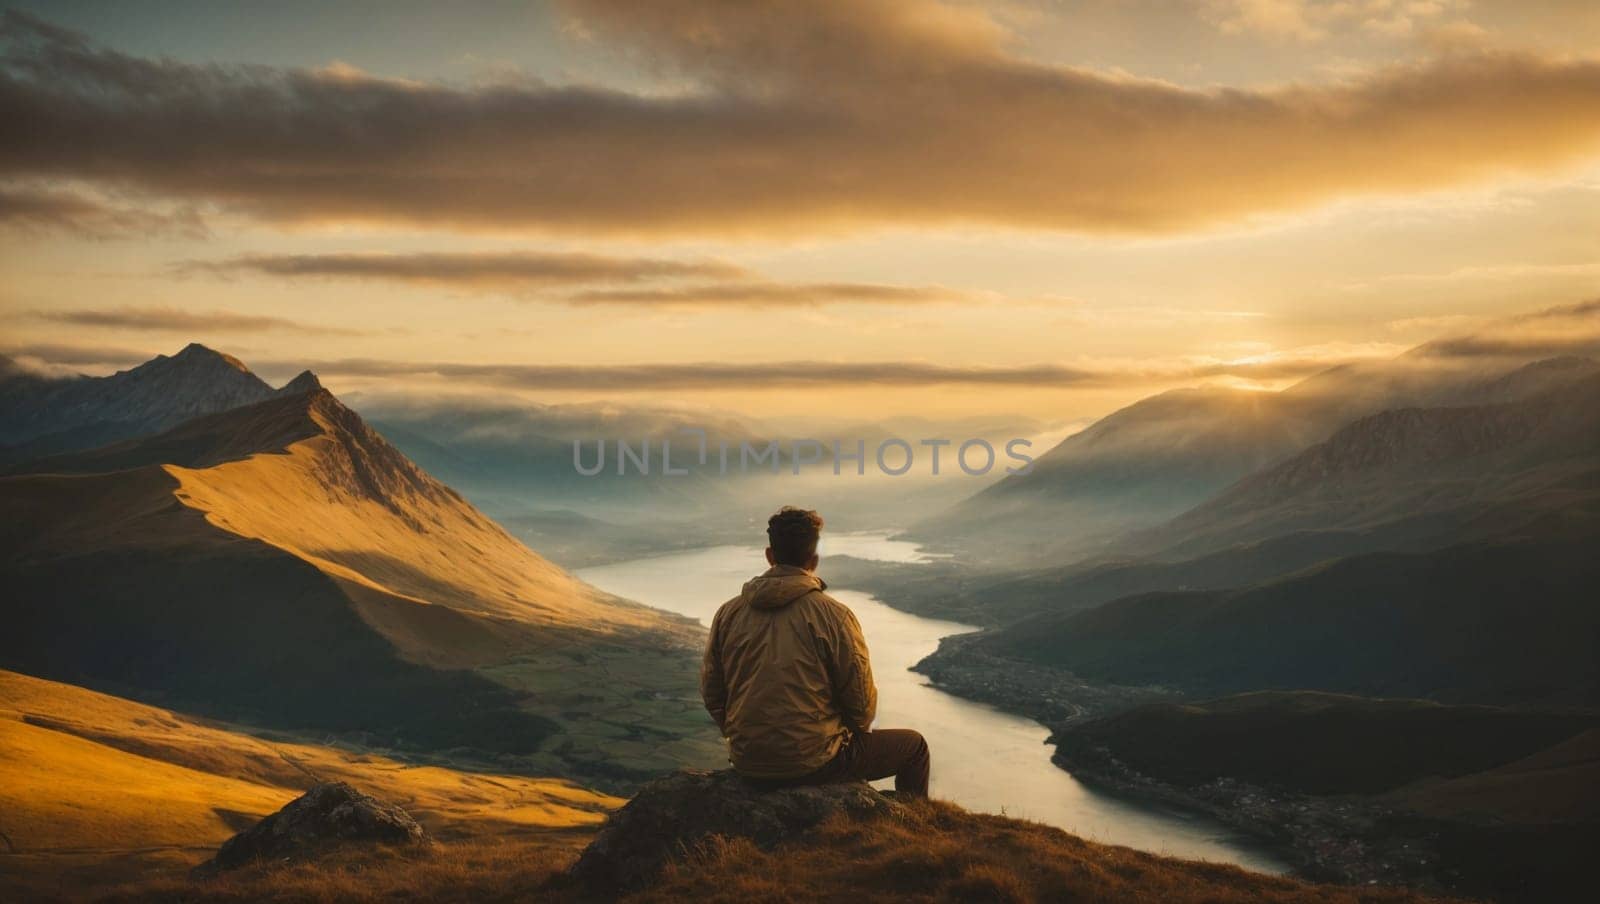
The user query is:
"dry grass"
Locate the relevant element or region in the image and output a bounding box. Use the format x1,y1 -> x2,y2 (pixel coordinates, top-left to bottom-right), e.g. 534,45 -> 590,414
90,836 -> 585,904
639,800 -> 1459,904
2,670 -> 1463,903
67,800 -> 1462,904
0,670 -> 617,901
166,394 -> 690,650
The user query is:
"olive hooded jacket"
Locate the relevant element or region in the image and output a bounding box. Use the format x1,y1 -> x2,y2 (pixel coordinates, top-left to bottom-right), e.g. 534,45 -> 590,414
700,564 -> 878,779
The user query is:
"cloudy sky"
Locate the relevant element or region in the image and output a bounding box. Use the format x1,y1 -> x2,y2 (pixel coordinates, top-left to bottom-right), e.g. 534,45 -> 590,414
2,0 -> 1597,421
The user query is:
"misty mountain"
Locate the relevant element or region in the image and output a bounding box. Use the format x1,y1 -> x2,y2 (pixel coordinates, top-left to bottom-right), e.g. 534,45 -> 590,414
0,349 -> 718,779
0,343 -> 317,465
915,386 -> 1335,564
363,396 -> 1028,539
836,485 -> 1585,628
821,356 -> 1600,629
912,340 -> 1600,566
359,396 -> 758,520
1136,369 -> 1600,559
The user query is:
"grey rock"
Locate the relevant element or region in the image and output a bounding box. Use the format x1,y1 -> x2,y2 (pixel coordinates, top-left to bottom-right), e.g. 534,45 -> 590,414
570,769 -> 905,892
200,781 -> 427,873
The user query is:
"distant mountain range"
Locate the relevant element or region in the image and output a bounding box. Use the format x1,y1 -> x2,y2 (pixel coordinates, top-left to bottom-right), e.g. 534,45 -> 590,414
0,343 -> 319,465
915,386 -> 1334,564
1133,366 -> 1600,559
361,397 -> 757,522
913,327 -> 1600,566
361,398 -> 1030,538
894,343 -> 1599,901
874,310 -> 1599,904
0,345 -> 718,782
908,362 -> 1600,706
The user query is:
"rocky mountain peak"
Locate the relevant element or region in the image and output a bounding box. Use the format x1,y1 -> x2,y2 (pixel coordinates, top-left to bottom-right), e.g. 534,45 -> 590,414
278,369 -> 324,396
166,342 -> 252,375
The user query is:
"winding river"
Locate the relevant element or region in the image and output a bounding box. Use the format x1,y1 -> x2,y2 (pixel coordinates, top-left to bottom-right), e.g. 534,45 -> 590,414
578,531 -> 1288,874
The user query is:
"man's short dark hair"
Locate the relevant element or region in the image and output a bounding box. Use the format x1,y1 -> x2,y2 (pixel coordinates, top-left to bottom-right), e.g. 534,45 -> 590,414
767,506 -> 824,567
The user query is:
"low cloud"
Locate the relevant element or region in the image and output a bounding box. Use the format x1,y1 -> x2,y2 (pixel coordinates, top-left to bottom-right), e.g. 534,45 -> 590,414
184,251 -> 975,307
3,3 -> 1597,237
1417,298 -> 1600,359
1201,0 -> 1472,43
32,306 -> 371,337
248,353 -> 1367,392
565,282 -> 977,307
1,341 -> 154,371
0,184 -> 205,239
14,299 -> 1594,391
5,342 -> 1371,391
185,251 -> 747,290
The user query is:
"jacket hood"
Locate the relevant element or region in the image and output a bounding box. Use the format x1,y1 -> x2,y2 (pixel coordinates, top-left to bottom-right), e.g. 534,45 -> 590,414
741,564 -> 826,610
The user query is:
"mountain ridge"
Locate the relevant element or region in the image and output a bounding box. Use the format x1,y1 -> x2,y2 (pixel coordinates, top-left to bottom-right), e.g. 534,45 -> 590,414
0,343 -> 315,465
912,339 -> 1600,566
1136,371 -> 1600,559
0,346 -> 717,777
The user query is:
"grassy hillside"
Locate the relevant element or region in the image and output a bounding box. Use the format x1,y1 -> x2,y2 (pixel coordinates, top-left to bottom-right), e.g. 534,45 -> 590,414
0,467 -> 562,754
0,386 -> 722,780
2,671 -> 1465,904
977,534 -> 1600,706
1054,692 -> 1597,795
1393,727 -> 1600,825
0,670 -> 616,900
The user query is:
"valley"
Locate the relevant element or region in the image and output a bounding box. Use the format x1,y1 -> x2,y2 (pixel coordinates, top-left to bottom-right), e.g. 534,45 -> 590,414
3,323 -> 1597,902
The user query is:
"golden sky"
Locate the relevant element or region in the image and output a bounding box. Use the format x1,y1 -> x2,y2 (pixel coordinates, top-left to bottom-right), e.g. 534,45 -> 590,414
2,0 -> 1598,423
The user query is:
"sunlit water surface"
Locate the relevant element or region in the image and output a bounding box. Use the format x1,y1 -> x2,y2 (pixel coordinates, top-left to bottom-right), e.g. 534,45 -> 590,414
579,531 -> 1288,874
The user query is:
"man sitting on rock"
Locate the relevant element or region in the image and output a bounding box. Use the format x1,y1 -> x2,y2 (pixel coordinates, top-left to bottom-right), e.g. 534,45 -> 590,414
700,506 -> 931,797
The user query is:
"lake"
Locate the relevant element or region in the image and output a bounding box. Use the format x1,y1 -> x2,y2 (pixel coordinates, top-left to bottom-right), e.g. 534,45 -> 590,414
578,531 -> 1288,874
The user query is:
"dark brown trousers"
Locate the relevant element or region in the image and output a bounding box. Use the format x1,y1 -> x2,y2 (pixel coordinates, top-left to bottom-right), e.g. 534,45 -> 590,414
799,728 -> 931,797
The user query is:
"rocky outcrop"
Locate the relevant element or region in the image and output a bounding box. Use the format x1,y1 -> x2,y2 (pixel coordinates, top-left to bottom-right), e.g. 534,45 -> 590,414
570,769 -> 905,892
199,782 -> 427,873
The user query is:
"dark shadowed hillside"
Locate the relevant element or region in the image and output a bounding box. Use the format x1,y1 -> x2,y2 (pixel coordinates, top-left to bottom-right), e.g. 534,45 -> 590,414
973,532 -> 1600,706
1052,692 -> 1600,903
1054,692 -> 1598,795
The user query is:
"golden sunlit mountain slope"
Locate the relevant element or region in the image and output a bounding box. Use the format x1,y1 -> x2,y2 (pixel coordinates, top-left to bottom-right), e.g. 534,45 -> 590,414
14,379 -> 685,644
1,350 -> 719,781
0,669 -> 616,899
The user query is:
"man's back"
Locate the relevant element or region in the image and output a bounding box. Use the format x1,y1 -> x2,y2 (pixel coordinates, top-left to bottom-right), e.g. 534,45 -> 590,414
700,564 -> 876,779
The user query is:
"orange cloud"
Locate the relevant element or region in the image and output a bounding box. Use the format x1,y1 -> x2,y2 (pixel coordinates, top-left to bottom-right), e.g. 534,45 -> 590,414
183,251 -> 746,289
1,4 -> 1598,236
564,282 -> 978,308
31,306 -> 371,337
0,184 -> 205,239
